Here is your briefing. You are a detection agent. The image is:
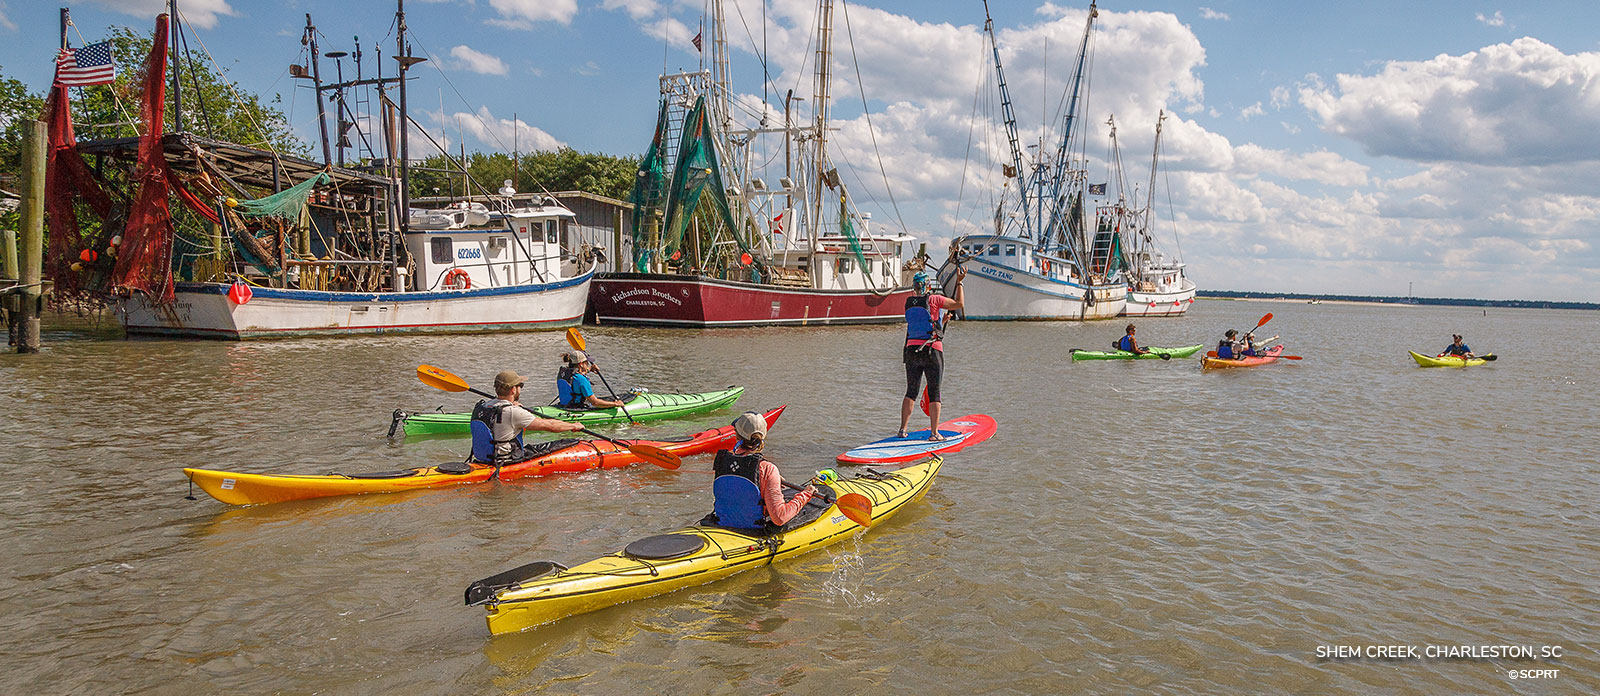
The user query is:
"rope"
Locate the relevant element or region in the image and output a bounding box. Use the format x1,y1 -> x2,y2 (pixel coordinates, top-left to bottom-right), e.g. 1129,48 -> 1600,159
177,6 -> 281,154
838,0 -> 910,238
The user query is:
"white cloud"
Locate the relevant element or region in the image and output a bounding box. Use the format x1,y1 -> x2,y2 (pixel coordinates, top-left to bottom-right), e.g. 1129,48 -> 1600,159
0,2 -> 16,33
1240,102 -> 1264,120
1234,144 -> 1369,187
602,0 -> 659,21
85,0 -> 235,29
448,45 -> 508,75
1280,121 -> 1300,134
432,106 -> 565,154
1269,85 -> 1290,109
487,0 -> 577,29
1476,11 -> 1507,27
1199,8 -> 1230,21
1299,38 -> 1600,166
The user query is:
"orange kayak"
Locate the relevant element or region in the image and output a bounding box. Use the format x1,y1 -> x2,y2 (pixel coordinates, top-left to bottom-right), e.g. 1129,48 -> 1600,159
1201,345 -> 1284,370
184,406 -> 785,505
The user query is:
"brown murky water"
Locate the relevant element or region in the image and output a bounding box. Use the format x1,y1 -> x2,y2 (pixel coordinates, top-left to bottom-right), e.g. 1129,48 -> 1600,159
2,300 -> 1595,693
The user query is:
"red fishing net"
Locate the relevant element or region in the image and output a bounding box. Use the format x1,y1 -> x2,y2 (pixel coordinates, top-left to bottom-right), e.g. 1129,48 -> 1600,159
42,85 -> 113,300
109,14 -> 174,304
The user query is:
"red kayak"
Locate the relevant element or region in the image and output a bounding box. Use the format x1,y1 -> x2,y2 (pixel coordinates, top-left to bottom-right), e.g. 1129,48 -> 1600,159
1201,345 -> 1285,370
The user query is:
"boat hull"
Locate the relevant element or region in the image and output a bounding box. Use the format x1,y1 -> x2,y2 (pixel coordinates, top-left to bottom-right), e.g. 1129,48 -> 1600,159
1410,351 -> 1489,367
590,273 -> 912,327
1122,283 -> 1197,317
118,273 -> 592,340
959,258 -> 1125,320
399,387 -> 746,436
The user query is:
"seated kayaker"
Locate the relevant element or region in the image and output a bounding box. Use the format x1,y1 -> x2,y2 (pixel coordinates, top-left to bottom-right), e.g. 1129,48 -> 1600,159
1439,334 -> 1474,358
472,370 -> 585,464
1217,329 -> 1242,359
556,351 -> 625,410
706,412 -> 816,531
1116,323 -> 1150,355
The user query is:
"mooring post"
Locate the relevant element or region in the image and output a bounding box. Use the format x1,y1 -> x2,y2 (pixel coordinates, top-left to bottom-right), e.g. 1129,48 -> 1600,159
17,119 -> 46,353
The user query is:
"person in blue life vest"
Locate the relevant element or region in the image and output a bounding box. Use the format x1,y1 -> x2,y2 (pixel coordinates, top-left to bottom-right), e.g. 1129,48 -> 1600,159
899,266 -> 966,440
471,370 -> 585,464
1116,324 -> 1150,356
706,412 -> 819,530
555,351 -> 625,410
1439,334 -> 1475,358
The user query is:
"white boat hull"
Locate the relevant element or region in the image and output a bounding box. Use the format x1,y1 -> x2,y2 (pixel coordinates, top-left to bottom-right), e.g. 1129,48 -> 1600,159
118,272 -> 592,340
960,258 -> 1125,320
1122,283 -> 1197,317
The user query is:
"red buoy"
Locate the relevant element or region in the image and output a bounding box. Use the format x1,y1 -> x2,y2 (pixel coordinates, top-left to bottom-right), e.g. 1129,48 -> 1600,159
227,280 -> 253,305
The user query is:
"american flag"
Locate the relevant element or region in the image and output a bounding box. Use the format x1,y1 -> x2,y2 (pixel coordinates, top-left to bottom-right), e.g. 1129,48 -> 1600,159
691,30 -> 702,52
55,42 -> 116,87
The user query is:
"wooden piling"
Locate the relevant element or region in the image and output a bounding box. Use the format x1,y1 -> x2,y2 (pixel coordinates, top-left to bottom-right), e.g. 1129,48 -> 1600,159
16,119 -> 46,353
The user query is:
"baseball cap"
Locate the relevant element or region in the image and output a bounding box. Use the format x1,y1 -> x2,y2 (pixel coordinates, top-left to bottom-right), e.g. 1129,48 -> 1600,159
732,412 -> 768,440
563,350 -> 589,365
493,370 -> 527,392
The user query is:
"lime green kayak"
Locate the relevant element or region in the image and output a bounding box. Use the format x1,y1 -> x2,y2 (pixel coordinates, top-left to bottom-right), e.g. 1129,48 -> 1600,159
1070,344 -> 1204,361
396,386 -> 744,437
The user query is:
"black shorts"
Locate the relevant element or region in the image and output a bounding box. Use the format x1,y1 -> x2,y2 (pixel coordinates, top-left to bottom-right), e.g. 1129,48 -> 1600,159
903,345 -> 944,402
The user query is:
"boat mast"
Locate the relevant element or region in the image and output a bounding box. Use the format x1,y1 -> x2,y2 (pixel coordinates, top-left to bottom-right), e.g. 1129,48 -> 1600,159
983,0 -> 1027,238
1142,110 -> 1165,253
169,0 -> 183,132
303,14 -> 333,165
810,0 -> 835,247
1037,1 -> 1097,257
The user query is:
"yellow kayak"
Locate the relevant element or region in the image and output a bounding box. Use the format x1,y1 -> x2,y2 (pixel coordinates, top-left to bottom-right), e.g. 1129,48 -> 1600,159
469,456 -> 943,635
1410,351 -> 1491,367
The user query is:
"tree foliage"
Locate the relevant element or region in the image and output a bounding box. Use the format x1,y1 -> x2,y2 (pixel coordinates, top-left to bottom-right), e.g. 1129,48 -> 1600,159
411,148 -> 640,200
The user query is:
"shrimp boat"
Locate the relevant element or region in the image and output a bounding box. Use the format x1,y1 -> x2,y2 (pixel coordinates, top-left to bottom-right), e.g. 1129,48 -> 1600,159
589,0 -> 915,327
944,1 -> 1125,321
1111,112 -> 1196,317
49,5 -> 593,339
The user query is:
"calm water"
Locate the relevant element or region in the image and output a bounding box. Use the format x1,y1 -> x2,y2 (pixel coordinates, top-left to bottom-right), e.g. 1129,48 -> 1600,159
2,300 -> 1596,694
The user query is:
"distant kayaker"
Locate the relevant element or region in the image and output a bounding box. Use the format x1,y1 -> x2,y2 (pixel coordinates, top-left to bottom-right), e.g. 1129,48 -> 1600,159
706,412 -> 817,530
1116,324 -> 1150,355
1440,334 -> 1475,358
1217,329 -> 1242,359
900,267 -> 966,440
473,370 -> 585,463
556,351 -> 625,410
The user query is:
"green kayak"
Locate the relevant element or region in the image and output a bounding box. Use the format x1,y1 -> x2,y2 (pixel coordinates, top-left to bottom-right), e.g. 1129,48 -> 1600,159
394,386 -> 745,437
1070,344 -> 1204,361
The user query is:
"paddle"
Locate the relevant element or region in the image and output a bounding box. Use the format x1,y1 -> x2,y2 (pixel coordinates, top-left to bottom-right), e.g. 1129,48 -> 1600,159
643,456 -> 875,528
416,365 -> 678,468
566,327 -> 636,423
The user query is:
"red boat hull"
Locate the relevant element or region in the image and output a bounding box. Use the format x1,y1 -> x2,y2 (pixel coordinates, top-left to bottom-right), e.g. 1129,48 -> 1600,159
591,273 -> 913,327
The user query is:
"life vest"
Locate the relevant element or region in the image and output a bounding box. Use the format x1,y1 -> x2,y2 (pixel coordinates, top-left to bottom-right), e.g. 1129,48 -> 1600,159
1118,335 -> 1135,352
1444,343 -> 1470,356
905,294 -> 941,343
711,449 -> 766,530
470,399 -> 526,464
555,366 -> 583,408
1217,339 -> 1236,360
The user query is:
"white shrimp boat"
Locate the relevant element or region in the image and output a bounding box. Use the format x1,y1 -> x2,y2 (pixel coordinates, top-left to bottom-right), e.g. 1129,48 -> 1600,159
952,234 -> 1124,320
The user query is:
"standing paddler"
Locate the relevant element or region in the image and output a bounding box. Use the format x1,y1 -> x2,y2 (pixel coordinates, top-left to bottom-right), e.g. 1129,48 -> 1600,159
899,267 -> 965,440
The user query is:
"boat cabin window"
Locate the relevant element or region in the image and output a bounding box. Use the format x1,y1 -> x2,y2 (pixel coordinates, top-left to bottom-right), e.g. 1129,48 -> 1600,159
836,257 -> 854,274
1006,245 -> 1017,256
988,245 -> 999,256
431,237 -> 453,264
544,220 -> 558,244
861,257 -> 874,274
489,236 -> 506,257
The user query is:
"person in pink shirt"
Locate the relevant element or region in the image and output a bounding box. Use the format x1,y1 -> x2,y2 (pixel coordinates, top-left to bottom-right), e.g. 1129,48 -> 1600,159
707,412 -> 817,530
899,267 -> 965,439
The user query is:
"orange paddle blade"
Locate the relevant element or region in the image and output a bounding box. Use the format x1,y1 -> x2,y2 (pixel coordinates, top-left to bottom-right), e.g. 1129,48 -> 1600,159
565,327 -> 586,352
418,365 -> 471,393
632,443 -> 682,469
1206,351 -> 1219,358
835,492 -> 874,527
1256,312 -> 1273,328
1278,355 -> 1304,360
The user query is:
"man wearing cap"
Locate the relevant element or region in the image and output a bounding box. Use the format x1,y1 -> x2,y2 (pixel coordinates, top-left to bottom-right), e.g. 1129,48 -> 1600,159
707,412 -> 817,530
472,370 -> 585,463
555,351 -> 625,410
1439,334 -> 1475,359
900,266 -> 965,440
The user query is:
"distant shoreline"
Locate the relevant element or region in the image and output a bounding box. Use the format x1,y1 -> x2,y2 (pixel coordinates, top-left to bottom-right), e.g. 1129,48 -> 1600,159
1198,291 -> 1598,311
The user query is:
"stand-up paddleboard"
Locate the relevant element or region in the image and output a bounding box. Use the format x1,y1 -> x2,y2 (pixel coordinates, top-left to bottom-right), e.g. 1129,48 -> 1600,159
837,414 -> 997,465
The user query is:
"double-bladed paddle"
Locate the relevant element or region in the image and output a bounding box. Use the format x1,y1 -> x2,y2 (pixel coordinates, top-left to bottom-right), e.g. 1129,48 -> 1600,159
417,365 -> 678,468
566,327 -> 637,423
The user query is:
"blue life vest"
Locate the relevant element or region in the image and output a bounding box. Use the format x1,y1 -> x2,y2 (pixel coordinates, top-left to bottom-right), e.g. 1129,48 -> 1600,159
1118,335 -> 1135,352
711,449 -> 766,530
1217,340 -> 1236,360
905,294 -> 939,343
1443,343 -> 1471,356
470,399 -> 525,464
555,367 -> 590,408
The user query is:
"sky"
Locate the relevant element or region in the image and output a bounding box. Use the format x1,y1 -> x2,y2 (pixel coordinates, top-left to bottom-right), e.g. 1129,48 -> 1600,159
2,0 -> 1598,302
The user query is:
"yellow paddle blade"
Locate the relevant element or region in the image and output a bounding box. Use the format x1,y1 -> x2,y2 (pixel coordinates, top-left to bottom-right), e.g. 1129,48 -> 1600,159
418,365 -> 471,392
835,492 -> 874,527
630,443 -> 682,470
565,327 -> 586,352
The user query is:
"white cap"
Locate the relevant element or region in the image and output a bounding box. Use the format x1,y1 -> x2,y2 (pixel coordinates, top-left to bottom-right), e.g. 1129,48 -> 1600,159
732,412 -> 767,440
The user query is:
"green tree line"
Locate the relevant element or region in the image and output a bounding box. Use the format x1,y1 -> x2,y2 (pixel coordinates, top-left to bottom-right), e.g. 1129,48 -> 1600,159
409,149 -> 639,201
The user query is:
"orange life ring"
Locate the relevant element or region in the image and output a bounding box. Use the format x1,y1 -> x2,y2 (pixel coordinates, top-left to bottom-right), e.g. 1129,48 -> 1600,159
443,268 -> 472,290
1040,260 -> 1051,274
